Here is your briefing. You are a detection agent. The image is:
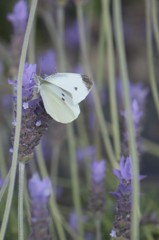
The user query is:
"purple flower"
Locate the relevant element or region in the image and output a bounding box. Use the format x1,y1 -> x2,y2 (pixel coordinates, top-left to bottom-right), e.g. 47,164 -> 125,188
89,160 -> 106,216
28,173 -> 52,201
28,173 -> 52,239
91,160 -> 106,183
118,82 -> 148,156
76,145 -> 96,163
111,156 -> 145,239
69,211 -> 87,233
130,83 -> 148,107
110,229 -> 117,238
113,156 -> 145,184
111,156 -> 132,238
69,211 -> 78,231
10,63 -> 51,161
9,63 -> 36,101
7,0 -> 28,32
38,50 -> 57,76
7,1 -> 28,75
113,156 -> 132,183
22,63 -> 36,100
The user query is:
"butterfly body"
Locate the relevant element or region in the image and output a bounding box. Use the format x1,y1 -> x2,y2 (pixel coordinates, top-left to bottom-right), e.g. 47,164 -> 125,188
38,73 -> 93,123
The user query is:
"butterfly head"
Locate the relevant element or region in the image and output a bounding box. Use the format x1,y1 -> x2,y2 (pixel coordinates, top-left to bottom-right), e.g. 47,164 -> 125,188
34,75 -> 44,93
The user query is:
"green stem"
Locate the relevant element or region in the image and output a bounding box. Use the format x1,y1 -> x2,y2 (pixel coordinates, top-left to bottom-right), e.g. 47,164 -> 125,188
102,0 -> 120,160
0,1 -> 38,239
38,9 -> 58,51
96,12 -> 106,94
146,0 -> 159,116
113,1 -> 140,239
56,2 -> 84,238
57,2 -> 67,71
96,218 -> 101,240
67,125 -> 84,239
76,115 -> 91,187
0,171 -> 10,203
151,0 -> 159,54
51,144 -> 61,188
18,162 -> 25,240
76,1 -> 117,168
0,132 -> 7,177
35,144 -> 76,239
28,16 -> 36,63
142,138 -> 159,157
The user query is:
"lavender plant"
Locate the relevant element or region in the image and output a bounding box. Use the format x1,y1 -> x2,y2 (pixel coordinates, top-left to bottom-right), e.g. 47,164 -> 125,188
0,0 -> 159,240
111,156 -> 145,239
10,63 -> 51,162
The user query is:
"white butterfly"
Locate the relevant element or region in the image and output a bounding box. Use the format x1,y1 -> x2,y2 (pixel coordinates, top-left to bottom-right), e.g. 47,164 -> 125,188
37,73 -> 93,123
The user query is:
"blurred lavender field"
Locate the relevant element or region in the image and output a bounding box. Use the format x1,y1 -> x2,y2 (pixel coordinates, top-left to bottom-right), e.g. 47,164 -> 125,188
0,0 -> 159,239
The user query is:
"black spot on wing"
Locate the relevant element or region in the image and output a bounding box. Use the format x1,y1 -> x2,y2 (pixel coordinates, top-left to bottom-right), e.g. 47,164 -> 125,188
74,87 -> 78,91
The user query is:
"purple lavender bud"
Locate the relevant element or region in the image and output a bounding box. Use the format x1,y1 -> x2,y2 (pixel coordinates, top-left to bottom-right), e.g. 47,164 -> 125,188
130,83 -> 148,108
92,160 -> 106,183
11,63 -> 51,161
28,173 -> 52,240
7,1 -> 28,77
76,145 -> 96,164
111,156 -> 145,239
69,211 -> 79,232
37,50 -> 57,76
113,156 -> 132,183
7,0 -> 28,33
89,160 -> 106,217
69,211 -> 87,234
119,83 -> 148,156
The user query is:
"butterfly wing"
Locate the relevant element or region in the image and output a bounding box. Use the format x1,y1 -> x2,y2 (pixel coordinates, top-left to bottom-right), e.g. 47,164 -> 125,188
40,82 -> 80,123
44,73 -> 93,105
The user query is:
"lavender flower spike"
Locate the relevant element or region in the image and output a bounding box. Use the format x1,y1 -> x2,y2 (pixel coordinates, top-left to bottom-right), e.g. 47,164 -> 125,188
10,63 -> 51,161
28,173 -> 52,240
89,160 -> 106,217
7,0 -> 28,32
120,83 -> 148,156
113,156 -> 145,183
111,156 -> 144,239
7,0 -> 28,76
